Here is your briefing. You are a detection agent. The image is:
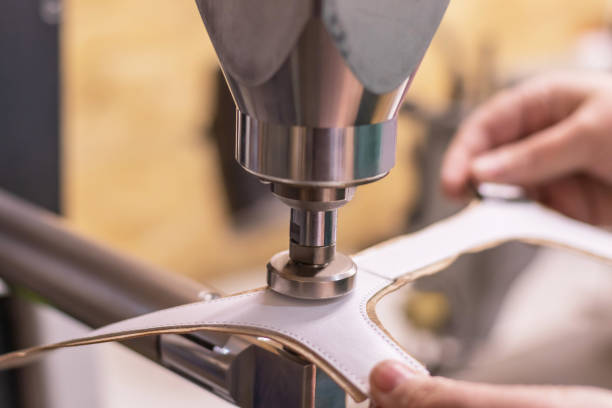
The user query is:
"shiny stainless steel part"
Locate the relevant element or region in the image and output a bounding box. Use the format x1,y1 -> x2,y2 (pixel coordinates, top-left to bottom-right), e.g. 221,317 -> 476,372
195,0 -> 450,186
267,251 -> 357,300
236,112 -> 397,187
195,0 -> 450,149
195,0 -> 449,299
289,208 -> 337,265
290,209 -> 337,248
270,185 -> 356,298
0,189 -> 344,407
161,333 -> 257,405
273,185 -> 353,265
161,333 -> 325,407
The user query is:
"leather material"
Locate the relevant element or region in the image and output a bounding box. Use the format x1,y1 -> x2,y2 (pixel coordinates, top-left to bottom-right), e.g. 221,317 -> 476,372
0,270 -> 418,401
355,200 -> 612,281
1,199 -> 611,402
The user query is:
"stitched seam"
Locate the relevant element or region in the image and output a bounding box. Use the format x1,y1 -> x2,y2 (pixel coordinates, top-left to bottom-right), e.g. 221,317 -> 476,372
95,289 -> 369,388
200,320 -> 365,388
153,305 -> 370,387
356,267 -> 397,281
129,291 -> 263,317
96,274 -> 420,389
357,274 -> 428,374
91,291 -> 263,335
158,276 -> 417,388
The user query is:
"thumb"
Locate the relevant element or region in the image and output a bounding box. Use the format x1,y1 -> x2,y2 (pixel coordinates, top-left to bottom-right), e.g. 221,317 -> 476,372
369,361 -> 611,408
370,367 -> 509,408
469,116 -> 589,186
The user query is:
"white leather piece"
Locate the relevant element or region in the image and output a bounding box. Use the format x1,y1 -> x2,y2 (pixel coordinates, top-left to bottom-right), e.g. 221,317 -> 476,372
0,269 -> 426,400
94,270 -> 429,390
1,199 -> 612,401
354,200 -> 612,281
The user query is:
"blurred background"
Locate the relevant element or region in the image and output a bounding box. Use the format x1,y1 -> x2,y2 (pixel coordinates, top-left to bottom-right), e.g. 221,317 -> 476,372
2,0 -> 612,406
62,0 -> 612,279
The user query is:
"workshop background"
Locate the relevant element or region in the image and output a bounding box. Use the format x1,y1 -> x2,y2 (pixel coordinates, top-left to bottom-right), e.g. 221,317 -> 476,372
64,0 -> 612,278
4,0 -> 612,407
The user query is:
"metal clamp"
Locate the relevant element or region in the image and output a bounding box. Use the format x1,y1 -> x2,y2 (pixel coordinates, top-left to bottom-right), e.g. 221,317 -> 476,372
160,331 -> 346,407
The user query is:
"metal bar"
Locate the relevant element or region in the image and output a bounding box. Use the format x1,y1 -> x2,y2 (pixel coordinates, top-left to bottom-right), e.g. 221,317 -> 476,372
0,189 -> 209,333
0,189 -> 331,407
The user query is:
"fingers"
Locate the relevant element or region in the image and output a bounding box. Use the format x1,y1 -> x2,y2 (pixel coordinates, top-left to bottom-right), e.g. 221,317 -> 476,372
468,113 -> 590,186
370,362 -> 520,408
441,90 -> 529,198
539,175 -> 612,226
370,360 -> 416,396
441,73 -> 590,198
369,361 -> 612,408
370,361 -> 494,408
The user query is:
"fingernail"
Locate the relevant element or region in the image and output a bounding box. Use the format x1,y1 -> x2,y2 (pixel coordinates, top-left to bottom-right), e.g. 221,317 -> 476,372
472,154 -> 505,178
371,361 -> 414,393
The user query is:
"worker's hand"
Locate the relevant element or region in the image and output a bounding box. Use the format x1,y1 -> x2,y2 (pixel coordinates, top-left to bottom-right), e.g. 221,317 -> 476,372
369,360 -> 612,408
441,72 -> 612,225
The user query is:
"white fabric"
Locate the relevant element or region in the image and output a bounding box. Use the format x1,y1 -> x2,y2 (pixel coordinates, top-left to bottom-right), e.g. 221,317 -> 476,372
1,200 -> 612,400
354,200 -> 612,280
0,270 -> 426,400
87,270 -> 426,395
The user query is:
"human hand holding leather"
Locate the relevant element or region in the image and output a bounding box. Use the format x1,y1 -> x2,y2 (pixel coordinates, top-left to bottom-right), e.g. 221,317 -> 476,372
441,72 -> 612,226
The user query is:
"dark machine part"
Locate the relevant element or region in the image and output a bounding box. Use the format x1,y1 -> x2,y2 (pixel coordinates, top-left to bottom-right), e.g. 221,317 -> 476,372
195,0 -> 449,299
0,1 -> 61,406
0,0 -> 61,213
0,297 -> 19,408
209,70 -> 275,227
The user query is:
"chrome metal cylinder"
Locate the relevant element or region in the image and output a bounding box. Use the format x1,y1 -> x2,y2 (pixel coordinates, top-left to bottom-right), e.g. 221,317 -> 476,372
289,208 -> 337,266
268,185 -> 356,299
267,251 -> 356,300
236,111 -> 396,187
290,208 -> 336,248
197,0 -> 449,145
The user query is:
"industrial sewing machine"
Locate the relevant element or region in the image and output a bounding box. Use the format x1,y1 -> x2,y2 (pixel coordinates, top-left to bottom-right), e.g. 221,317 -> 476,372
0,1 -> 448,406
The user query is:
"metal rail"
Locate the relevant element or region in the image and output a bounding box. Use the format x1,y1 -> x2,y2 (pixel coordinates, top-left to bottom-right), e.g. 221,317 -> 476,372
0,189 -> 344,407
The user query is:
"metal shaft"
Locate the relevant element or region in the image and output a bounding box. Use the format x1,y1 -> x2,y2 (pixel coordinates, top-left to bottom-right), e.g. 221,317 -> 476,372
0,190 -> 212,360
290,209 -> 337,247
268,185 -> 356,299
289,209 -> 337,266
